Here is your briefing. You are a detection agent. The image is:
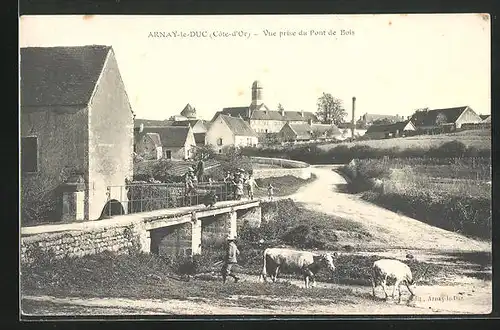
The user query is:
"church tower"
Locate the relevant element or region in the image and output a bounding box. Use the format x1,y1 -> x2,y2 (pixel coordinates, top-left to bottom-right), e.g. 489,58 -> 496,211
250,80 -> 263,107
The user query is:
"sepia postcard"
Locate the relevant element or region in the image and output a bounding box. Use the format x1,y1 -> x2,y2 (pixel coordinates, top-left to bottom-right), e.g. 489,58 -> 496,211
19,14 -> 492,318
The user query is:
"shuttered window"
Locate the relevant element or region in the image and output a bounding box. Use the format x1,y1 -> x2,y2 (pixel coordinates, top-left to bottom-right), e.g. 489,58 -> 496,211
21,137 -> 38,173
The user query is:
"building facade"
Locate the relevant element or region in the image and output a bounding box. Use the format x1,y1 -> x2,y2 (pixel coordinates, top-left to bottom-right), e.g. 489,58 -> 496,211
135,126 -> 197,160
411,106 -> 483,132
206,113 -> 258,153
20,45 -> 134,221
213,80 -> 319,134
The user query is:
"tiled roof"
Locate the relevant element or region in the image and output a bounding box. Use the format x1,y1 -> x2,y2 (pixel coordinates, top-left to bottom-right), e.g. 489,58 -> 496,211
140,126 -> 192,148
311,123 -> 342,136
21,45 -> 112,108
145,133 -> 162,147
180,103 -> 196,118
219,114 -> 258,137
220,106 -> 318,122
135,118 -> 174,128
193,132 -> 206,144
288,122 -> 313,140
171,119 -> 207,130
411,106 -> 470,127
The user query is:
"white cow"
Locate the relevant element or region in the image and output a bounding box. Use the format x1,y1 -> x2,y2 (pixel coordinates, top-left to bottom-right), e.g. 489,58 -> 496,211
371,259 -> 428,303
259,248 -> 337,288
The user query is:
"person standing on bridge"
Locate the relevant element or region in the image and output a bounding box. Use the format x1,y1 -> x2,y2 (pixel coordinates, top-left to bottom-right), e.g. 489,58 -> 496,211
221,235 -> 240,284
184,167 -> 196,198
196,158 -> 205,183
244,173 -> 260,200
232,171 -> 244,200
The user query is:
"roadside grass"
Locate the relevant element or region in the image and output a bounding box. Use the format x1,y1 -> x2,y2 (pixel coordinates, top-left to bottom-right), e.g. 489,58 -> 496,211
337,153 -> 492,240
318,129 -> 491,151
253,174 -> 317,198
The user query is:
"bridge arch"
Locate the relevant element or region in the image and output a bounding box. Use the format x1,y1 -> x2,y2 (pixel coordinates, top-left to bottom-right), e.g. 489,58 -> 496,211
99,199 -> 125,219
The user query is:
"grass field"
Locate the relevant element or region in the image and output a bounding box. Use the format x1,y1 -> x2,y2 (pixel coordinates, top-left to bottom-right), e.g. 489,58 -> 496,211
319,129 -> 491,151
252,175 -> 317,199
338,157 -> 492,239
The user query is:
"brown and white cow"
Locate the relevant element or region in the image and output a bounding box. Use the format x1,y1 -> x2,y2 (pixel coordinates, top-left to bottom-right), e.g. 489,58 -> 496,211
259,248 -> 337,288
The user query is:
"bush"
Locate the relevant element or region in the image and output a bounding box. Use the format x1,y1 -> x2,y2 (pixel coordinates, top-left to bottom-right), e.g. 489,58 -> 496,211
363,191 -> 492,239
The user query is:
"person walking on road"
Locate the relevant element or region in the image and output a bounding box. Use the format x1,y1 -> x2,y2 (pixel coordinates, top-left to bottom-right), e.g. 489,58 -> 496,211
221,235 -> 240,284
267,183 -> 275,201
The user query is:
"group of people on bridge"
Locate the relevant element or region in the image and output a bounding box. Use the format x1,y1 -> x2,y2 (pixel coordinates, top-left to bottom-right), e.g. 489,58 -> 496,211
182,161 -> 276,202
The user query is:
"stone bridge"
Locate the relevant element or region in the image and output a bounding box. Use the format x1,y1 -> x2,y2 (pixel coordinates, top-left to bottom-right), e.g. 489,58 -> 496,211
20,200 -> 262,262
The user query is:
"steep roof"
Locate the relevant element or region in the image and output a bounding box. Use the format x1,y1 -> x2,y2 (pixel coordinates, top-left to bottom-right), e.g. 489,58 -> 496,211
219,114 -> 257,137
411,106 -> 470,127
145,133 -> 162,147
366,120 -> 414,133
171,119 -> 206,129
180,103 -> 196,118
134,118 -> 173,128
287,122 -> 313,140
193,132 -> 206,145
220,106 -> 317,122
21,45 -> 112,108
311,123 -> 342,136
140,126 -> 192,148
480,115 -> 491,122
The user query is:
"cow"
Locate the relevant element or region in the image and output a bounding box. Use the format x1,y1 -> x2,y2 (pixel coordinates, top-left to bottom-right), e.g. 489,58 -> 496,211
259,248 -> 337,288
371,259 -> 429,303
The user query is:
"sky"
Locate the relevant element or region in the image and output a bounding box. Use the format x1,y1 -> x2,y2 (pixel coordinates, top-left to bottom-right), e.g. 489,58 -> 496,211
19,14 -> 491,121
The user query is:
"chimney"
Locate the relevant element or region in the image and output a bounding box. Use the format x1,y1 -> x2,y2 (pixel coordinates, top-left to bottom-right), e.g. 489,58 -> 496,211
351,97 -> 356,137
307,118 -> 313,125
139,123 -> 144,133
280,108 -> 285,116
300,110 -> 304,117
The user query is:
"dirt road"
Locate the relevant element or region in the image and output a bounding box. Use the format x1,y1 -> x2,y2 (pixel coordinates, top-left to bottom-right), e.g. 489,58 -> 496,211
289,166 -> 491,252
22,166 -> 492,316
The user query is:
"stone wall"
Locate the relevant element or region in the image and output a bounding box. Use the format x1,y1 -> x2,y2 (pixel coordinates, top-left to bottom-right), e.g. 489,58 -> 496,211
20,224 -> 143,264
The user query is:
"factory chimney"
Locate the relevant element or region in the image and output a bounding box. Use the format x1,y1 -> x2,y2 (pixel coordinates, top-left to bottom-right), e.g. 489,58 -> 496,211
351,97 -> 356,138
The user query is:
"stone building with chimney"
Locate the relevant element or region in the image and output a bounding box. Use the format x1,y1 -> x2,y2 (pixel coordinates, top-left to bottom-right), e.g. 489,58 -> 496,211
212,80 -> 318,134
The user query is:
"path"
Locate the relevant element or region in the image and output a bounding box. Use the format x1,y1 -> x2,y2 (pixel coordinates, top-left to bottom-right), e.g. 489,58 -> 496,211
288,166 -> 490,252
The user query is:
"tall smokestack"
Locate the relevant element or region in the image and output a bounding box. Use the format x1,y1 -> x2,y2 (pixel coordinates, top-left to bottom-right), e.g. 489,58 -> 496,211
351,97 -> 356,137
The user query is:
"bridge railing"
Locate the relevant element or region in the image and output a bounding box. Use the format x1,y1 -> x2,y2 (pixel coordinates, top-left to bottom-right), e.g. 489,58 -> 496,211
103,181 -> 233,218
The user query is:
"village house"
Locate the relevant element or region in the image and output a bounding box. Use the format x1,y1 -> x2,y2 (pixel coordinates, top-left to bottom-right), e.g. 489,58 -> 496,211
134,132 -> 163,160
279,121 -> 342,143
135,125 -> 196,160
213,80 -> 318,134
336,122 -> 367,140
365,120 -> 417,139
134,104 -> 210,147
480,115 -> 491,123
410,106 -> 483,132
206,113 -> 258,153
20,45 -> 134,221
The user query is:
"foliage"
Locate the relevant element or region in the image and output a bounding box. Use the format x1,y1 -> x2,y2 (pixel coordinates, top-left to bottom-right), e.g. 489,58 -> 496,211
241,139 -> 490,165
316,93 -> 347,125
338,156 -> 492,239
372,118 -> 395,125
192,145 -> 217,162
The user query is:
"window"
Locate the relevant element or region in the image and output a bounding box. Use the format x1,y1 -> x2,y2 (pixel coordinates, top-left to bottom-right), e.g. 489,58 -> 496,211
218,149 -> 222,154
21,136 -> 38,173
164,150 -> 172,159
217,138 -> 223,146
265,129 -> 268,133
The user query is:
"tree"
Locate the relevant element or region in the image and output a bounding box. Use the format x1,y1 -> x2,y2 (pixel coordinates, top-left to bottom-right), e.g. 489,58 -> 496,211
435,112 -> 448,125
316,93 -> 347,125
192,145 -> 216,161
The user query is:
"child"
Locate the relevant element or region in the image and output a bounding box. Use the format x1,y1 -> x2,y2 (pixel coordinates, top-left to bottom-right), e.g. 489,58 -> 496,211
267,183 -> 275,201
244,174 -> 260,200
